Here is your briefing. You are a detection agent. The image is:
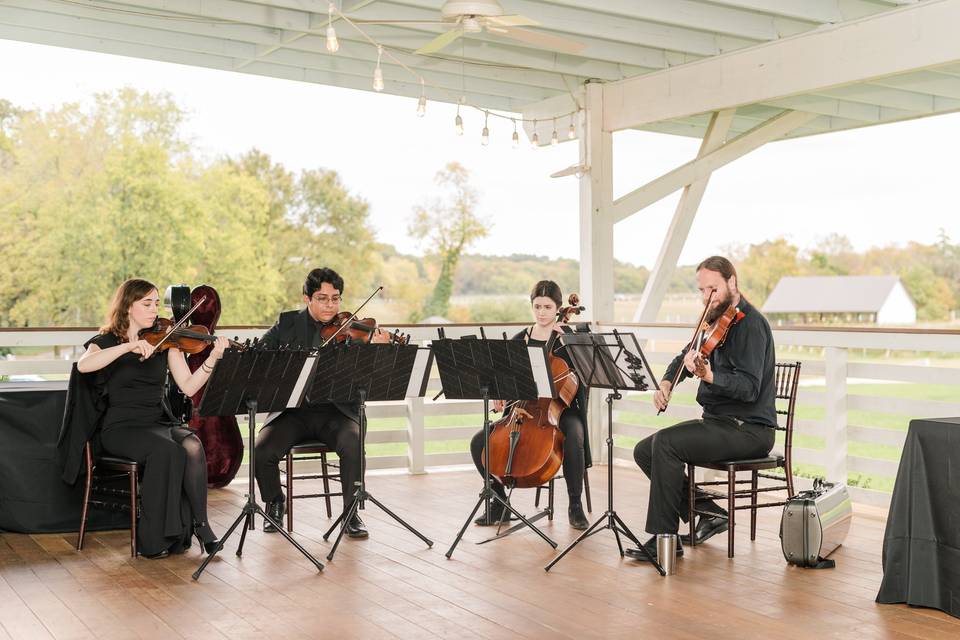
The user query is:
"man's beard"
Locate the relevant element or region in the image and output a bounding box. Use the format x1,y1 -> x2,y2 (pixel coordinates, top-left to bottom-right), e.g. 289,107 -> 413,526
705,289 -> 735,324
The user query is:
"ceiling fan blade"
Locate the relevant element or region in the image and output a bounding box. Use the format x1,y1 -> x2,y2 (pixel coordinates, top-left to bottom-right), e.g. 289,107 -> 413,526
415,28 -> 464,55
494,26 -> 586,55
486,14 -> 539,28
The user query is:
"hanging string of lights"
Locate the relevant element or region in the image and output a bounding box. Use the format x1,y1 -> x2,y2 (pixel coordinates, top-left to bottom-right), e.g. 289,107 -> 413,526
326,3 -> 582,148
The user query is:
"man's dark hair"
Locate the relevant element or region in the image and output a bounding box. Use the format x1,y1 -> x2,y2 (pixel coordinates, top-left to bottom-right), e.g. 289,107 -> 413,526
303,267 -> 344,298
696,256 -> 737,283
530,280 -> 563,307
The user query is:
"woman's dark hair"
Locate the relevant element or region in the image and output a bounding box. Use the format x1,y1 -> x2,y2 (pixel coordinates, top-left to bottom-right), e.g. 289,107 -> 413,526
696,256 -> 738,283
303,267 -> 344,298
101,278 -> 158,340
529,280 -> 562,307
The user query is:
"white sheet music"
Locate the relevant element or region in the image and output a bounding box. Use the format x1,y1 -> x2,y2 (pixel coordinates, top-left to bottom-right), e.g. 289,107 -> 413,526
287,355 -> 318,407
405,346 -> 433,399
528,346 -> 553,398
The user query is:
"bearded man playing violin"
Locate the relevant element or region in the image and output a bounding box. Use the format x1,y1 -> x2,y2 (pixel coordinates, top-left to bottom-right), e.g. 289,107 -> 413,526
626,256 -> 778,563
254,267 -> 390,539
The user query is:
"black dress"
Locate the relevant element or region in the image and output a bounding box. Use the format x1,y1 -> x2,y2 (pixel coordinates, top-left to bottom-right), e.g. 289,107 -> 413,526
89,333 -> 195,556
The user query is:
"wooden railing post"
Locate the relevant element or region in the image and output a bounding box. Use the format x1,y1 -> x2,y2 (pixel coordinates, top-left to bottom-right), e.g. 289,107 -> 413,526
407,396 -> 426,475
824,346 -> 848,484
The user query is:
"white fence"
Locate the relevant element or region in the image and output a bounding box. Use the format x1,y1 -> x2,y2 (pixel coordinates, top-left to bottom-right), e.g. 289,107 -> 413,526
4,323 -> 960,509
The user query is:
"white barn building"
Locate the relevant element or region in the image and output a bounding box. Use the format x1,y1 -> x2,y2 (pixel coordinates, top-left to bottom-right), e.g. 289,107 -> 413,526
761,275 -> 916,325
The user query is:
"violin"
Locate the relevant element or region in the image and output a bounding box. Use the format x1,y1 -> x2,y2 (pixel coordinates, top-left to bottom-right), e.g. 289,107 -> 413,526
484,293 -> 583,489
138,317 -> 243,356
319,311 -> 409,346
317,285 -> 409,347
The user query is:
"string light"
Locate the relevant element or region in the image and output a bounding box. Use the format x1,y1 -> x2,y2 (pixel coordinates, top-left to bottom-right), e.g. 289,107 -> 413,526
416,79 -> 426,117
325,3 -> 339,53
372,45 -> 384,91
323,3 -> 581,147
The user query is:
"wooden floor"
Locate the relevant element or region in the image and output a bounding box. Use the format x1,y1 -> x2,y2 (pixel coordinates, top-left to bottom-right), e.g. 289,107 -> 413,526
2,466 -> 958,640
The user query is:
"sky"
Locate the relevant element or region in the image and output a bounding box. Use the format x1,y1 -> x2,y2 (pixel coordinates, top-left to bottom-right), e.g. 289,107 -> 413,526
2,37 -> 959,269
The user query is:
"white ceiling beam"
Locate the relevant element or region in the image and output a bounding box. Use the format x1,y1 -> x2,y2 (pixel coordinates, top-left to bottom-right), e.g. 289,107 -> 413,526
611,109 -> 817,223
604,0 -> 960,131
699,0 -> 901,23
872,69 -> 960,100
354,0 -> 726,57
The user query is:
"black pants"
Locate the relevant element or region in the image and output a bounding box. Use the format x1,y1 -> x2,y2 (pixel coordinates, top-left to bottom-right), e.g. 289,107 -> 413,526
470,408 -> 586,499
254,405 -> 360,511
100,423 -> 207,556
633,414 -> 775,535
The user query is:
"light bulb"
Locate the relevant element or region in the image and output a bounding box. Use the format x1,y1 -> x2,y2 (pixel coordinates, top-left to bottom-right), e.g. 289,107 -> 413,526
481,126 -> 489,145
551,129 -> 559,146
531,132 -> 539,148
373,67 -> 384,91
455,114 -> 464,135
416,94 -> 426,117
325,25 -> 339,53
568,121 -> 576,139
512,130 -> 519,148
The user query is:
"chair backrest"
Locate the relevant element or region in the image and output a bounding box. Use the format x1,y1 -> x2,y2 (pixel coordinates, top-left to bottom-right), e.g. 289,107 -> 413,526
773,361 -> 802,465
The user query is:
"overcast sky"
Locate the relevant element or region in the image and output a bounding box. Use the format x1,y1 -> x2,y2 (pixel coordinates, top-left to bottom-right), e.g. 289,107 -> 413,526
3,38 -> 958,268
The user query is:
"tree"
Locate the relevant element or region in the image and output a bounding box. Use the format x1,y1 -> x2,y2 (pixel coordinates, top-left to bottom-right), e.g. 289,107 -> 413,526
408,162 -> 489,318
735,238 -> 802,304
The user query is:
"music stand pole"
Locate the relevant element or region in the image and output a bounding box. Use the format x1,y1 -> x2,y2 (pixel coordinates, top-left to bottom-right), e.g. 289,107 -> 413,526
322,378 -> 433,561
544,337 -> 665,575
193,398 -> 323,580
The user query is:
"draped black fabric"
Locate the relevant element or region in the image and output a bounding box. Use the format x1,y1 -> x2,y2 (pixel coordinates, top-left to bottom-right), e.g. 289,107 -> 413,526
0,382 -> 125,533
876,417 -> 960,618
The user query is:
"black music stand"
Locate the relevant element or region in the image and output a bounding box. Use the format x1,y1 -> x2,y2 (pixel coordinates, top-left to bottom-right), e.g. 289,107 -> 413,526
544,330 -> 665,575
192,347 -> 325,580
436,337 -> 559,558
314,343 -> 435,561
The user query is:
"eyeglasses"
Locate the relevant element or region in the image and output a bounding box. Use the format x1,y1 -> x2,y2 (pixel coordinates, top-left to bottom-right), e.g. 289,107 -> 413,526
311,295 -> 341,305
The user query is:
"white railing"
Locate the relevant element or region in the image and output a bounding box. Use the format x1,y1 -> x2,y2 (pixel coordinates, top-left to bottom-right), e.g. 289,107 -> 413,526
4,323 -> 960,508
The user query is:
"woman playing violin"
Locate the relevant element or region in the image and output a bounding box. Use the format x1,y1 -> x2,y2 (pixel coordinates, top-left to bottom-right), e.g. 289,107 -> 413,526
626,256 -> 778,563
76,279 -> 229,558
469,280 -> 592,530
254,267 -> 390,540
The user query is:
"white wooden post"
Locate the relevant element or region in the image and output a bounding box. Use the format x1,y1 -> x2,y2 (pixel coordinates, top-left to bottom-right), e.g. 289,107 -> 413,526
407,396 -> 426,474
579,80 -> 614,463
633,109 -> 734,322
824,346 -> 848,484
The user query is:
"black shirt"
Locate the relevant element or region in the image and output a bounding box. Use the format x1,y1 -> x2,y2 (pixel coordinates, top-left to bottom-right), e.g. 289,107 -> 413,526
662,297 -> 778,427
89,333 -> 168,427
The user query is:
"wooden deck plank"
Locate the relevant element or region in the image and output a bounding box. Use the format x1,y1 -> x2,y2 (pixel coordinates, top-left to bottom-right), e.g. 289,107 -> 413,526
1,466 -> 957,640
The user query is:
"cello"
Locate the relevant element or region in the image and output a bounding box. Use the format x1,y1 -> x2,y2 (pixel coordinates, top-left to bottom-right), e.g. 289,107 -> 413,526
483,295 -> 584,489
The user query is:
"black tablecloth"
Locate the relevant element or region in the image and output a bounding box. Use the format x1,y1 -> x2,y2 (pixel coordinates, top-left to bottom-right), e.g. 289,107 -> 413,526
0,382 -> 125,533
876,417 -> 960,618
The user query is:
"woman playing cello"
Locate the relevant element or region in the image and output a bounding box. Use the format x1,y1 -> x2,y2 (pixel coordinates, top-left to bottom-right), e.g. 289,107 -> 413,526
469,280 -> 592,530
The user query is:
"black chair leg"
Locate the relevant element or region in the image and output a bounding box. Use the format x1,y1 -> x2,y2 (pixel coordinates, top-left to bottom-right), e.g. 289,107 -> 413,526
77,449 -> 93,552
583,468 -> 592,513
285,454 -> 294,532
688,463 -> 697,547
727,467 -> 736,559
129,470 -> 138,558
321,452 -> 333,519
750,470 -> 759,541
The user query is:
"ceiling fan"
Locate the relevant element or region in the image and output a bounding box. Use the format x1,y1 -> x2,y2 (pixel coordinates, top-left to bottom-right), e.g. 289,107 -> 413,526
350,0 -> 586,56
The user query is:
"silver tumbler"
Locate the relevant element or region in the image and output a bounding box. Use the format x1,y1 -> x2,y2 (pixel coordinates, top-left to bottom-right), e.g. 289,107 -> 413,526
656,533 -> 678,575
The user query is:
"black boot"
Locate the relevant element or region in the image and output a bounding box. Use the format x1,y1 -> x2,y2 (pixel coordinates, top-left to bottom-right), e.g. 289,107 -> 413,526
568,499 -> 589,530
263,497 -> 285,533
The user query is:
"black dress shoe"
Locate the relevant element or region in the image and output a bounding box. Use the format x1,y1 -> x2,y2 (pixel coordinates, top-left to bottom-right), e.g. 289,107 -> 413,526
473,501 -> 510,526
568,501 -> 589,530
346,514 -> 368,539
625,535 -> 683,561
263,497 -> 285,533
679,514 -> 729,545
194,522 -> 221,554
142,549 -> 170,560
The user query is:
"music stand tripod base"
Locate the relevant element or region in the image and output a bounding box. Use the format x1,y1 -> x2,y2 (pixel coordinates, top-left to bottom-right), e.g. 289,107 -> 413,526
193,398 -> 323,580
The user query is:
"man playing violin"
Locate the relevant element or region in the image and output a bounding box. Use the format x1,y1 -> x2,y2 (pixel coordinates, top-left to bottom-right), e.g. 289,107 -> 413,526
626,256 -> 778,562
254,267 -> 390,539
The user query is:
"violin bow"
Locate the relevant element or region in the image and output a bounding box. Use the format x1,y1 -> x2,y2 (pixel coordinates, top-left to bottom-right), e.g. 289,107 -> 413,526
658,288 -> 714,415
139,296 -> 207,361
319,285 -> 384,348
